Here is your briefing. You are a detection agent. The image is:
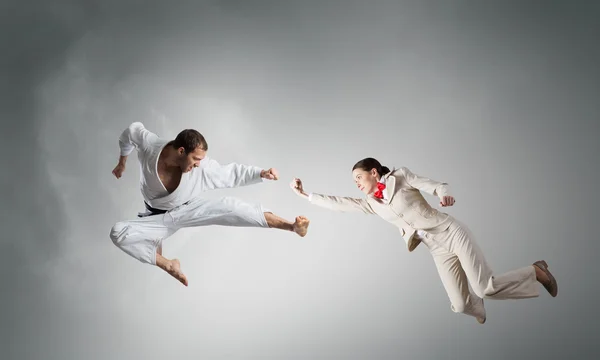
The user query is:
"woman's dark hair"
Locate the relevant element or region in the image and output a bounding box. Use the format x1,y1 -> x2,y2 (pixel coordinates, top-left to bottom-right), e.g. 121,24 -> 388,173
352,157 -> 391,177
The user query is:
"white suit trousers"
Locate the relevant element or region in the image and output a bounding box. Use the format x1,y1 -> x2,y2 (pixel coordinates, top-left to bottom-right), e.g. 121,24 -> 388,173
420,218 -> 539,319
110,196 -> 269,265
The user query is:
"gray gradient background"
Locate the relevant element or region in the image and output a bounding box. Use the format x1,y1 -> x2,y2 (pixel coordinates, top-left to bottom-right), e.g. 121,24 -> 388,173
1,1 -> 599,359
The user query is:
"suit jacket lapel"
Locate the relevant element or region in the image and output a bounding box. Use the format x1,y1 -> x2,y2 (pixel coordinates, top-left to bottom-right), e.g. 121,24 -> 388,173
384,169 -> 397,203
366,169 -> 397,204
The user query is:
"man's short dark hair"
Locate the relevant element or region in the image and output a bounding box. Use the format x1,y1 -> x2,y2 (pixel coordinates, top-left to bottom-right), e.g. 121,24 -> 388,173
172,129 -> 207,153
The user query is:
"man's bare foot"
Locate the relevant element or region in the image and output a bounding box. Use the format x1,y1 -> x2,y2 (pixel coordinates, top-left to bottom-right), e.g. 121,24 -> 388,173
292,216 -> 310,237
165,259 -> 188,286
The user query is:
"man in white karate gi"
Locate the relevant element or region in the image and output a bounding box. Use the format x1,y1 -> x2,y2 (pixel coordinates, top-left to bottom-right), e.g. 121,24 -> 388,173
110,122 -> 309,286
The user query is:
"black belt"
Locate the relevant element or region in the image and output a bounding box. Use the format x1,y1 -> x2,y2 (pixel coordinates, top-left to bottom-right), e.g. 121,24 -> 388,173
143,201 -> 168,215
138,201 -> 190,217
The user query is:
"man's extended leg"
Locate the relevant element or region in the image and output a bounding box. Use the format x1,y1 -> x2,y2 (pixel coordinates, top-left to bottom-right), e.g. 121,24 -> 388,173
169,196 -> 310,237
264,212 -> 310,237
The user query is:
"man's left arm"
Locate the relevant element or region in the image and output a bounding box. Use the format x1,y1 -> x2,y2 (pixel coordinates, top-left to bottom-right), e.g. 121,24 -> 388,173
399,166 -> 455,207
199,157 -> 273,190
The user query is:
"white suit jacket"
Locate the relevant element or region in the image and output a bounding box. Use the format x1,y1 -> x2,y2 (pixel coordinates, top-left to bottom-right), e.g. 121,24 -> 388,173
308,167 -> 453,252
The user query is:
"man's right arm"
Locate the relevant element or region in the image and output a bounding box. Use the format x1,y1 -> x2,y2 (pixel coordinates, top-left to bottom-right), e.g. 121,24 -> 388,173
118,122 -> 157,157
113,122 -> 157,178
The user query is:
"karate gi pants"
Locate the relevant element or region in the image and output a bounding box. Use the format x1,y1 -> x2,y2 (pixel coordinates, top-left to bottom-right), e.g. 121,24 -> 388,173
110,196 -> 269,265
419,218 -> 539,319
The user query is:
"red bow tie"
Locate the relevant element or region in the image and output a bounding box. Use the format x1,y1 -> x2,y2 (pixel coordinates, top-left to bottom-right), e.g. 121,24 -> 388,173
373,182 -> 386,199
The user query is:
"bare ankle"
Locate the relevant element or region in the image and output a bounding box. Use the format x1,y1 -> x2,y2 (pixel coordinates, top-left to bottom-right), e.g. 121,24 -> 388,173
156,256 -> 188,286
264,212 -> 294,231
155,253 -> 170,270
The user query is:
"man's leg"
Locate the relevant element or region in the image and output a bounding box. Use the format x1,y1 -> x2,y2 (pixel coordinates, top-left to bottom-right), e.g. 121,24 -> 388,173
110,215 -> 188,286
155,254 -> 187,286
264,212 -> 310,237
171,196 -> 309,237
111,196 -> 309,286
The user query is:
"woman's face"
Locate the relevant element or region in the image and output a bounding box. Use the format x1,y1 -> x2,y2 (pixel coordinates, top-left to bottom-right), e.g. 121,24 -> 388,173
352,168 -> 379,195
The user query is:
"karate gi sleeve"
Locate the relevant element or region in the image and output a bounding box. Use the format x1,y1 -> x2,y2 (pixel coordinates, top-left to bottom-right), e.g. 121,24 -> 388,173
118,122 -> 159,156
198,157 -> 264,190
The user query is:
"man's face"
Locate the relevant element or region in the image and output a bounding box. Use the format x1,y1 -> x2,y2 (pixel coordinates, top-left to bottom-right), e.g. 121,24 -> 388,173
178,146 -> 206,172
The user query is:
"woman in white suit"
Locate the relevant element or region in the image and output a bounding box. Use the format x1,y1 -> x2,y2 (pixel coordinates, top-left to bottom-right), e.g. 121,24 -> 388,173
290,157 -> 557,324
